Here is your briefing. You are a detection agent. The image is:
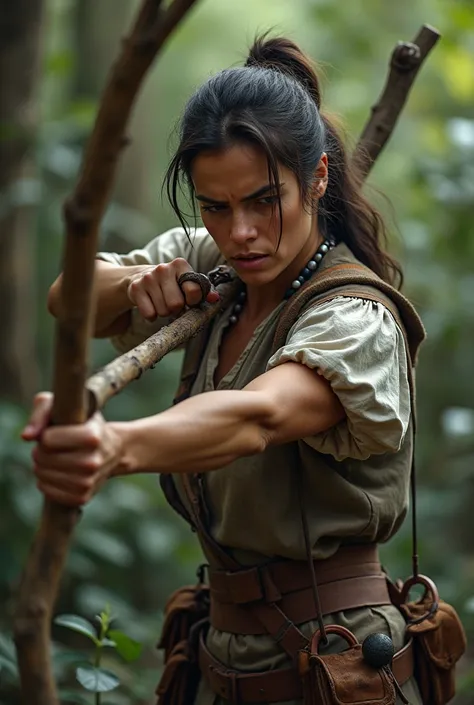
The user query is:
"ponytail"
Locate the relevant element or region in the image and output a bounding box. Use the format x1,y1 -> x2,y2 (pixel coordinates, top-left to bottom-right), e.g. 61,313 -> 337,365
246,34 -> 403,287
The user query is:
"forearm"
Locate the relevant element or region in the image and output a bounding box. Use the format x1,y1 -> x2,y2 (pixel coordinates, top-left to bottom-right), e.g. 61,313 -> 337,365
109,363 -> 345,478
110,390 -> 274,476
48,260 -> 146,337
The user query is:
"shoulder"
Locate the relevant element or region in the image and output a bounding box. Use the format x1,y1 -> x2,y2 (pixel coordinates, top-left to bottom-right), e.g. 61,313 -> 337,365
286,294 -> 404,350
268,296 -> 411,460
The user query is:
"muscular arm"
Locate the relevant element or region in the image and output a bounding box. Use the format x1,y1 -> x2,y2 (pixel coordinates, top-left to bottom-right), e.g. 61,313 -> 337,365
111,362 -> 345,476
47,260 -> 149,338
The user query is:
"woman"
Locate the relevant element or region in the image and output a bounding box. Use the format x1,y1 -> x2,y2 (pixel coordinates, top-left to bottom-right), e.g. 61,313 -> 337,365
25,36 -> 425,704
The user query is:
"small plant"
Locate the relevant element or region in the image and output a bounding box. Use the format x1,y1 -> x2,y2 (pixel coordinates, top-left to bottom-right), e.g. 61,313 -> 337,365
55,605 -> 142,704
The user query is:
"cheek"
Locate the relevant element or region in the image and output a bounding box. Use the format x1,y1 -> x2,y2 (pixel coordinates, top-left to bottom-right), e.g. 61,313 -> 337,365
281,196 -> 310,237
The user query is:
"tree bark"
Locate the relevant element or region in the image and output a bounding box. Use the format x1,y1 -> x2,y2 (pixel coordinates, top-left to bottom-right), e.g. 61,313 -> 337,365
0,0 -> 45,404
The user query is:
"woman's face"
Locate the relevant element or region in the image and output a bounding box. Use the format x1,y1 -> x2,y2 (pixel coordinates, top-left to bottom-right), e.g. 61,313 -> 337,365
191,143 -> 326,289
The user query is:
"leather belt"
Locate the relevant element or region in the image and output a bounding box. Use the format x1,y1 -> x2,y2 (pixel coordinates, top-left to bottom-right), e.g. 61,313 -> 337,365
209,545 -> 392,634
199,633 -> 414,704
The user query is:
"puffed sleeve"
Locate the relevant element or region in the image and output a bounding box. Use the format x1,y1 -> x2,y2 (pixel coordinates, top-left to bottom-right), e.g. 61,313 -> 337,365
96,227 -> 223,353
266,296 -> 411,461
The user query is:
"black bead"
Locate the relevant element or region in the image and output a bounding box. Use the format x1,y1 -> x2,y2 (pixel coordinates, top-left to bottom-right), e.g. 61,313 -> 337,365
362,633 -> 394,669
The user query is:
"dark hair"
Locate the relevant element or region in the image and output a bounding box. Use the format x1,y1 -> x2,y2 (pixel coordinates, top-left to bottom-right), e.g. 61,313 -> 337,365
165,34 -> 402,287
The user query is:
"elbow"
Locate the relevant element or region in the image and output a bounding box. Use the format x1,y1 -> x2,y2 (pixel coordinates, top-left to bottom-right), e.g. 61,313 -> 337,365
252,394 -> 280,453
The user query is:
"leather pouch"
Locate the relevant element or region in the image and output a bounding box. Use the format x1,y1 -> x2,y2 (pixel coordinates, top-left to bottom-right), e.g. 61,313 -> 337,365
399,577 -> 467,705
155,576 -> 210,705
298,626 -> 396,705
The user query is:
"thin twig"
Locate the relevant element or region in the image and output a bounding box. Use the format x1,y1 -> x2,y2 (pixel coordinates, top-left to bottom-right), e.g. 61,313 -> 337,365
354,25 -> 440,177
87,280 -> 238,413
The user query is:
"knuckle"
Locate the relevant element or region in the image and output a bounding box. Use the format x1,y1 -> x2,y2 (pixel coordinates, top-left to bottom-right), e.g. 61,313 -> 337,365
154,263 -> 168,275
142,271 -> 155,285
84,427 -> 101,448
34,391 -> 51,405
84,455 -> 101,472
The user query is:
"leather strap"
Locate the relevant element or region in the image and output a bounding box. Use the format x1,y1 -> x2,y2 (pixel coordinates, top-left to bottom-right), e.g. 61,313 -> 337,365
199,633 -> 415,704
208,545 -> 391,635
211,574 -> 391,635
180,473 -> 310,661
208,545 -> 381,604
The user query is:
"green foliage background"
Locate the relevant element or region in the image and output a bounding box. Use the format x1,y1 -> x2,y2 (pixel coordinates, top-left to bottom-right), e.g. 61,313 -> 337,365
1,0 -> 473,703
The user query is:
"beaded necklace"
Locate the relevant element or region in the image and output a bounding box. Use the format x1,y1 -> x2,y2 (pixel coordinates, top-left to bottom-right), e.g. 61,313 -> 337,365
228,237 -> 335,325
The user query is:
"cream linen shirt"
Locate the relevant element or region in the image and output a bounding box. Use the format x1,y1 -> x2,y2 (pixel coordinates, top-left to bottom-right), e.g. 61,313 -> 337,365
97,227 -> 410,462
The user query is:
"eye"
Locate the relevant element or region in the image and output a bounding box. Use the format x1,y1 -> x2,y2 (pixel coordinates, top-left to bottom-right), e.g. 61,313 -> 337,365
257,195 -> 279,206
201,204 -> 227,213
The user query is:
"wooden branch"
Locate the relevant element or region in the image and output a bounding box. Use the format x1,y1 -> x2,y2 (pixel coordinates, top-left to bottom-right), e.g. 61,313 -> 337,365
87,280 -> 238,412
13,2 -> 201,704
354,24 -> 440,177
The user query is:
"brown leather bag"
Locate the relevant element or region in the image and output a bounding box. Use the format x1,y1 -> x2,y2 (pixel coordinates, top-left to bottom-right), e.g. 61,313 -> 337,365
155,578 -> 210,705
298,626 -> 397,705
398,577 -> 467,705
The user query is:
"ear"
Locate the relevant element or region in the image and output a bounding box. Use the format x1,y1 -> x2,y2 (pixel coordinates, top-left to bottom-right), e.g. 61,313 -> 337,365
311,153 -> 328,200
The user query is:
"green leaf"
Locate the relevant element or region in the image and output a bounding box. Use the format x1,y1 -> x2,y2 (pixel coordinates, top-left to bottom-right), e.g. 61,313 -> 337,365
101,638 -> 117,648
55,614 -> 98,643
107,630 -> 142,662
76,665 -> 120,693
0,653 -> 19,679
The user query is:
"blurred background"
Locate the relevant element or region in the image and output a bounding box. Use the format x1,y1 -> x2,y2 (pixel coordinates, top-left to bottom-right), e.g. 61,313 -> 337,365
1,0 -> 473,703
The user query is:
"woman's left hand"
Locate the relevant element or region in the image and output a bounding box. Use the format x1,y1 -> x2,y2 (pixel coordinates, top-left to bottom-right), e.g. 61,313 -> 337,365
21,392 -> 123,507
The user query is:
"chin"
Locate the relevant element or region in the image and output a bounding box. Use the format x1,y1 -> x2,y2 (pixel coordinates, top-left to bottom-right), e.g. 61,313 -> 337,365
237,270 -> 276,287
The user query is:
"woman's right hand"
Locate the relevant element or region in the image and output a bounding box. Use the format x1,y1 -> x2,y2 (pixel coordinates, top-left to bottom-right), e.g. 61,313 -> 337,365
126,258 -> 219,321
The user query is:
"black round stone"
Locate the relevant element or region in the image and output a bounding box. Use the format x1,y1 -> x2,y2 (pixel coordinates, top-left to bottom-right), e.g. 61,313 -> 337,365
362,633 -> 394,669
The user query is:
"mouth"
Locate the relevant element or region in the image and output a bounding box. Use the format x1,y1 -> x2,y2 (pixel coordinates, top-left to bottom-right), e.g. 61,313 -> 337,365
233,253 -> 268,260
231,254 -> 269,270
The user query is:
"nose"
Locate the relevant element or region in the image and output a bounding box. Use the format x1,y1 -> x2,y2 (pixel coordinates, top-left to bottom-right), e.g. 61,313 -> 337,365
229,210 -> 257,244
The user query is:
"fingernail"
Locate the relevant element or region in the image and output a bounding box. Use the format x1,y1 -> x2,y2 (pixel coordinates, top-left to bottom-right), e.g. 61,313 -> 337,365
21,425 -> 34,437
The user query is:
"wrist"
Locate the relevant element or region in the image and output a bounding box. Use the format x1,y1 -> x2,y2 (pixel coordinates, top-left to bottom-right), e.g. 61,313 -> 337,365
108,421 -> 137,478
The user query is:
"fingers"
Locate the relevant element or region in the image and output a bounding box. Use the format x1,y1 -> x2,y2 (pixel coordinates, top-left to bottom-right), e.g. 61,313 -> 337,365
21,392 -> 53,441
206,289 -> 220,303
127,259 -> 218,320
129,286 -> 157,321
36,476 -> 95,507
34,414 -> 103,451
32,417 -> 113,507
32,445 -> 102,472
173,259 -> 207,307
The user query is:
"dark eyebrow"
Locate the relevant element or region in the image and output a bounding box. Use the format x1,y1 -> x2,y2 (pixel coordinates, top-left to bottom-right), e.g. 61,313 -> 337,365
195,183 -> 282,205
